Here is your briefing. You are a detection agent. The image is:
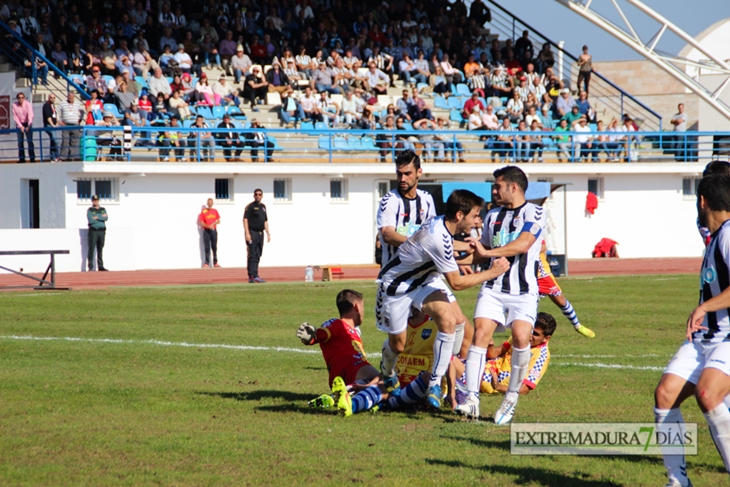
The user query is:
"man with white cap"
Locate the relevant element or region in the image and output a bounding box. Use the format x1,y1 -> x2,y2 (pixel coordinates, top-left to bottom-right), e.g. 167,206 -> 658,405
555,88 -> 576,118
230,45 -> 252,83
213,74 -> 241,107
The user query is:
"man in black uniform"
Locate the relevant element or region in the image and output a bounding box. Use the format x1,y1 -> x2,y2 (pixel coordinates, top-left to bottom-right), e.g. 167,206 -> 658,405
243,188 -> 270,283
87,195 -> 108,271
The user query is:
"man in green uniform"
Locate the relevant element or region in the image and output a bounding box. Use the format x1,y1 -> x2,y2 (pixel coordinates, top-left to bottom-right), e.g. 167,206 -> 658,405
243,188 -> 270,283
87,195 -> 108,271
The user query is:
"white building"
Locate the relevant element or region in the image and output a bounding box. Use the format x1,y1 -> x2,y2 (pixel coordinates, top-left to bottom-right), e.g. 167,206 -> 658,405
0,160 -> 707,273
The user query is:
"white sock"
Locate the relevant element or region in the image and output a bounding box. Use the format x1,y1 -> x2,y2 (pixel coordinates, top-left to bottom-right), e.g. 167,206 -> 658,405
429,332 -> 455,387
465,345 -> 487,400
505,345 -> 530,403
654,407 -> 689,486
380,339 -> 399,378
705,403 -> 730,472
452,321 -> 465,356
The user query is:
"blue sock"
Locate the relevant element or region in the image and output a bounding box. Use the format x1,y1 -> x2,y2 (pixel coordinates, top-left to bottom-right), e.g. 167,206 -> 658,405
386,375 -> 428,410
560,300 -> 580,327
351,385 -> 383,414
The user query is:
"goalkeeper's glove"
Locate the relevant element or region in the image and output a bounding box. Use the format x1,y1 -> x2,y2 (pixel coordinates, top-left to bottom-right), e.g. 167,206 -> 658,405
296,322 -> 317,345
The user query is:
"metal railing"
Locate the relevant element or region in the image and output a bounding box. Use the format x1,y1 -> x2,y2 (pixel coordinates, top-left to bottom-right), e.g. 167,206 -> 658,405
0,19 -> 90,100
485,0 -> 663,131
2,125 -> 726,164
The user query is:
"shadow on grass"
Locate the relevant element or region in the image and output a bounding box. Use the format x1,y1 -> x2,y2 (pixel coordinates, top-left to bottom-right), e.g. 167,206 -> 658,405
426,459 -> 622,487
254,404 -> 334,415
198,390 -> 317,402
441,435 -> 511,451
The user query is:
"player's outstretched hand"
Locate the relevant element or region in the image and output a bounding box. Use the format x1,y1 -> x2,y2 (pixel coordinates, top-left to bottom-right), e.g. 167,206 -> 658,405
686,306 -> 708,341
296,322 -> 317,345
469,239 -> 490,258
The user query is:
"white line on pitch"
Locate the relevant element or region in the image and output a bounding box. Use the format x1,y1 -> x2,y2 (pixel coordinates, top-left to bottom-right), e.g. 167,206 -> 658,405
556,362 -> 664,371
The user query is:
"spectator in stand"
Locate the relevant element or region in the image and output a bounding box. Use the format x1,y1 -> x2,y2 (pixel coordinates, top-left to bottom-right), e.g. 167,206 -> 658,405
463,54 -> 480,79
158,44 -> 176,74
58,92 -> 84,161
299,87 -> 320,122
215,114 -> 244,161
249,35 -> 267,65
368,46 -> 394,85
158,116 -> 186,162
86,65 -> 108,99
527,119 -> 545,162
462,92 -> 485,120
296,45 -> 314,78
563,105 -> 582,126
195,74 -> 220,106
515,30 -> 533,58
506,90 -> 524,123
398,53 -> 421,85
670,102 -> 688,161
168,89 -> 192,119
231,45 -> 252,83
364,62 -> 389,95
468,66 -> 490,98
555,88 -> 576,118
412,117 -> 444,162
138,92 -> 154,120
310,61 -> 342,95
266,62 -> 291,94
440,53 -> 462,85
332,58 -> 354,92
284,60 -> 305,87
219,31 -> 237,64
51,42 -> 69,74
396,89 -> 414,121
114,81 -> 137,111
429,64 -> 450,96
213,75 -> 241,107
525,105 -> 541,128
199,33 -> 221,67
538,104 -> 555,130
316,91 -> 340,127
149,68 -> 172,107
595,120 -> 619,162
577,45 -> 593,94
572,116 -> 595,162
173,44 -> 193,73
553,117 -> 571,162
435,117 -> 466,163
409,88 -> 432,121
493,117 -> 516,162
468,106 -> 486,131
490,66 -> 513,98
42,93 -> 60,162
341,89 -> 365,127
537,44 -> 555,74
188,115 -> 216,162
482,104 -> 500,130
244,66 -> 269,112
245,119 -> 276,162
576,90 -> 594,119
279,87 -> 305,127
133,42 -> 159,80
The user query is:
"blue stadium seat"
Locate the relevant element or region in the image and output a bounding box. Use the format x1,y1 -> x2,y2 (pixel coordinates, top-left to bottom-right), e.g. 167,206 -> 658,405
135,76 -> 148,89
334,136 -> 348,150
182,119 -> 194,128
228,106 -> 246,118
103,103 -> 122,119
196,106 -> 214,120
268,136 -> 281,150
347,137 -> 362,150
102,75 -> 114,86
318,135 -> 332,150
212,106 -> 227,119
300,121 -> 314,131
165,77 -> 174,84
589,123 -> 597,131
361,136 -> 376,151
447,97 -> 462,110
456,84 -> 471,96
449,109 -> 462,122
500,97 -> 509,105
402,122 -> 413,130
417,83 -> 428,92
434,97 -> 449,109
315,122 -> 328,130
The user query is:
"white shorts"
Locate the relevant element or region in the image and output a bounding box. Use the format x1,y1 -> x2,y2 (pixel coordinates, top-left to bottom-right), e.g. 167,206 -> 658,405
663,341 -> 730,384
375,278 -> 455,335
474,287 -> 538,330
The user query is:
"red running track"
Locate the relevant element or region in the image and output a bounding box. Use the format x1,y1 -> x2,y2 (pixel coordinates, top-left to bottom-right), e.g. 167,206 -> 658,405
0,258 -> 702,291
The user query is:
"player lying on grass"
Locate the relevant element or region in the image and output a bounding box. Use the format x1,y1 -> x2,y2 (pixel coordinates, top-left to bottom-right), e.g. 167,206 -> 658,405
537,240 -> 594,338
654,174 -> 730,487
377,189 -> 510,411
295,289 -> 380,408
450,312 -> 555,408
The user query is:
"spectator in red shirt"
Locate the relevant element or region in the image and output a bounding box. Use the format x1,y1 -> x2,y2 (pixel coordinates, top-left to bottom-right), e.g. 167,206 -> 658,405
462,92 -> 485,120
198,198 -> 221,268
249,35 -> 267,64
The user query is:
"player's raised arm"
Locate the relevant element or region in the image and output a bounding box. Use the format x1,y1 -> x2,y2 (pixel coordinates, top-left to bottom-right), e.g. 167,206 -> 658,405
442,257 -> 509,291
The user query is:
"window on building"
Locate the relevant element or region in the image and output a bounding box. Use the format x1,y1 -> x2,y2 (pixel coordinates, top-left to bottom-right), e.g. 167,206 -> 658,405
588,177 -> 604,199
377,182 -> 389,199
215,178 -> 232,201
76,178 -> 119,202
274,178 -> 291,201
682,177 -> 701,197
330,178 -> 348,201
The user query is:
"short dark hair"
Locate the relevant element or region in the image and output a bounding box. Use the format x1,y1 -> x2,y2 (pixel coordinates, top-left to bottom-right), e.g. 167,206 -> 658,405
703,160 -> 730,177
444,189 -> 484,220
698,175 -> 730,212
395,149 -> 420,171
493,165 -> 528,192
535,312 -> 557,337
336,289 -> 363,316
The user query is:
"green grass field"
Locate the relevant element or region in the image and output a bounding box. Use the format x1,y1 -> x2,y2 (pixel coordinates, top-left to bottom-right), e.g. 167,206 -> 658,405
0,275 -> 725,486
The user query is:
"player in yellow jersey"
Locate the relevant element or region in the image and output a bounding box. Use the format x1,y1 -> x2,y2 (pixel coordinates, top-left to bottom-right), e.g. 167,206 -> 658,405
537,241 -> 594,338
450,312 -> 556,409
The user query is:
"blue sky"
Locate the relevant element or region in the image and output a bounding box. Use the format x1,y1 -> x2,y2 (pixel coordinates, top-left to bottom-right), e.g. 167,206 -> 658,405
495,0 -> 729,61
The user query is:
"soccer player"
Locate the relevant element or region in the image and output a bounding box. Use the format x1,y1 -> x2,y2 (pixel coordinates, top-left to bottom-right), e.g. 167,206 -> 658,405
377,189 -> 510,410
697,161 -> 730,246
295,289 -> 379,395
654,175 -> 730,487
455,165 -> 544,425
452,312 -> 555,404
376,150 -> 475,394
537,240 -> 594,338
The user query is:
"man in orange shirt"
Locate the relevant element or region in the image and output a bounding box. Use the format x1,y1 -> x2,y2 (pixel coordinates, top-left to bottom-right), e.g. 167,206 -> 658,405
199,198 -> 221,268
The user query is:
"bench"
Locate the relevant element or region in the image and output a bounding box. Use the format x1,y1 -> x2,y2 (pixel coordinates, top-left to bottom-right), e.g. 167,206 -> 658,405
321,264 -> 381,281
0,250 -> 71,290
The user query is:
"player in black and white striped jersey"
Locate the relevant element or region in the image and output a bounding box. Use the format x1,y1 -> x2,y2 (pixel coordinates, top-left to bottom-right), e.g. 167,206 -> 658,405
376,190 -> 510,410
655,174 -> 730,487
455,166 -> 544,425
376,151 -> 436,268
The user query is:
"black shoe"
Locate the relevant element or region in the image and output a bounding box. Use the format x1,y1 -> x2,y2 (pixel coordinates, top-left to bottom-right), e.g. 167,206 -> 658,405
98,267 -> 109,271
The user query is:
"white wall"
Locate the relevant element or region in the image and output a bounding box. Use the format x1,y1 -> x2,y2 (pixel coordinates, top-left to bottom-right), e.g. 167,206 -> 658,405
0,162 -> 68,229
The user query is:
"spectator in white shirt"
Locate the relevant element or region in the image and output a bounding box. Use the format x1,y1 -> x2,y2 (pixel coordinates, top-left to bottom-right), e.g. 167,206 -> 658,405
365,62 -> 389,95
173,44 -> 193,73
